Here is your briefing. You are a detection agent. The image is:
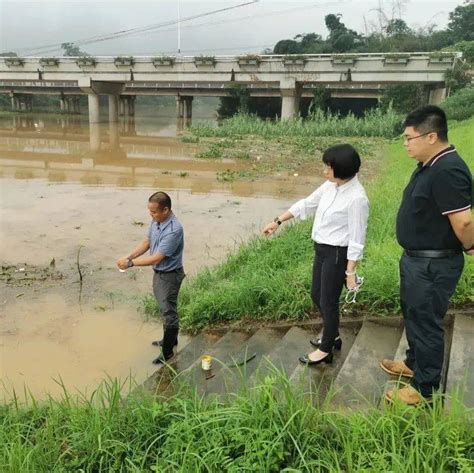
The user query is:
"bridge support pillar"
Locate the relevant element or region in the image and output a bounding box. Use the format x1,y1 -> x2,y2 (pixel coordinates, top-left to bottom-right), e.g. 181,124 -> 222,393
127,96 -> 135,116
87,93 -> 101,152
108,94 -> 120,149
60,94 -> 66,113
119,96 -> 135,116
74,97 -> 81,114
428,87 -> 446,105
280,80 -> 301,119
176,96 -> 185,118
25,95 -> 33,112
184,96 -> 193,119
10,94 -> 17,112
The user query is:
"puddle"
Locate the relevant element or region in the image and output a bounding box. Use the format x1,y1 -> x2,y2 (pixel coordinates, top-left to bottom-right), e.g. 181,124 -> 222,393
0,112 -> 323,399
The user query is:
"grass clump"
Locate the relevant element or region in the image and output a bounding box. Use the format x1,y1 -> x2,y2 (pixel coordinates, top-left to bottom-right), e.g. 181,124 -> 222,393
191,107 -> 402,139
196,143 -> 223,159
1,374 -> 473,472
143,118 -> 473,330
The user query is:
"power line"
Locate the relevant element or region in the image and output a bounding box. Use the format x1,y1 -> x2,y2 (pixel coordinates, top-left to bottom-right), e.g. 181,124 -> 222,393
16,0 -> 346,56
134,43 -> 276,56
134,1 -> 346,40
16,1 -> 260,55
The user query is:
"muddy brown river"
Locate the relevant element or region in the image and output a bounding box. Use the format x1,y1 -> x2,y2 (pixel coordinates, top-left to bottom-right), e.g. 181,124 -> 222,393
0,105 -> 321,401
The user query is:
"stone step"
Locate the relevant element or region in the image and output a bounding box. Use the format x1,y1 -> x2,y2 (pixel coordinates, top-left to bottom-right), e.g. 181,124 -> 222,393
333,319 -> 403,408
381,329 -> 409,398
250,326 -> 315,383
205,327 -> 289,396
445,314 -> 474,408
290,326 -> 359,407
382,323 -> 453,399
182,330 -> 254,396
141,330 -> 225,393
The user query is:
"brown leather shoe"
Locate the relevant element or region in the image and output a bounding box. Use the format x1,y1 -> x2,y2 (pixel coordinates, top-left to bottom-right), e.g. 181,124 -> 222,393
385,385 -> 432,406
380,359 -> 414,378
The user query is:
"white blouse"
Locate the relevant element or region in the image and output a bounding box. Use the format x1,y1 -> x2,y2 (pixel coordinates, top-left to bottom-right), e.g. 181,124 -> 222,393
288,176 -> 369,261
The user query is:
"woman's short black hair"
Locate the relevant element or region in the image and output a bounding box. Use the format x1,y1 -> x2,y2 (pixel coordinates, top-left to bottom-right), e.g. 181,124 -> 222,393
322,144 -> 361,179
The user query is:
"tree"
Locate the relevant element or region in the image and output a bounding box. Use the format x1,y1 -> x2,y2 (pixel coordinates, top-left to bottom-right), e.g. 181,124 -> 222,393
61,42 -> 88,57
273,39 -> 300,54
310,87 -> 331,114
297,33 -> 323,49
384,19 -> 412,37
324,14 -> 362,52
380,84 -> 428,113
448,1 -> 474,42
217,85 -> 250,118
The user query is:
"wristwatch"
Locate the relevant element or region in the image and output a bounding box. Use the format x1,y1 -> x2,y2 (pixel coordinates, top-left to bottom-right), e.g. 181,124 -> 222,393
273,217 -> 282,226
127,258 -> 134,268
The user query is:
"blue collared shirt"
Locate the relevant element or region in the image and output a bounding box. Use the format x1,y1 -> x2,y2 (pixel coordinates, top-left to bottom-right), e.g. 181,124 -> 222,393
147,213 -> 184,271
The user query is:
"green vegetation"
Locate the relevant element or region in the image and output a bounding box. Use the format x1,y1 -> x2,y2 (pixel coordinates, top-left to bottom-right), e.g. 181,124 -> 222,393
273,3 -> 473,55
190,131 -> 382,182
216,169 -> 252,182
1,374 -> 472,471
193,108 -> 402,140
442,88 -> 474,121
145,117 -> 473,331
114,56 -> 135,67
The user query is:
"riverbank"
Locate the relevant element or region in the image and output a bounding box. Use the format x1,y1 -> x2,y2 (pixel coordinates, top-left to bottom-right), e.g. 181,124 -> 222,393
144,116 -> 474,332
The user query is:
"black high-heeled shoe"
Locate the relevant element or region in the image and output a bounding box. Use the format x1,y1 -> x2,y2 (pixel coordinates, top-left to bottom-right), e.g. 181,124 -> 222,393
310,336 -> 342,350
299,351 -> 333,365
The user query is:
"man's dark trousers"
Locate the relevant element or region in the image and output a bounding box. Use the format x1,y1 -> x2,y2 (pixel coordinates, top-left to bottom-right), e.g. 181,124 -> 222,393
400,253 -> 464,397
153,269 -> 185,357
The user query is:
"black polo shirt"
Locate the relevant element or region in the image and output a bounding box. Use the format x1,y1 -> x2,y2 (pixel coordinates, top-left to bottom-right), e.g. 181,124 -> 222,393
396,146 -> 472,250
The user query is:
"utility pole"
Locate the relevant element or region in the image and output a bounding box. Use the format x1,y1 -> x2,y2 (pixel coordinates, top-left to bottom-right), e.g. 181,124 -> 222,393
177,0 -> 181,55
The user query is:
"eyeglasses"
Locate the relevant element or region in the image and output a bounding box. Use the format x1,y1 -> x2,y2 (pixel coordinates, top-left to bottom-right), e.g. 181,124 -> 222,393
403,131 -> 434,142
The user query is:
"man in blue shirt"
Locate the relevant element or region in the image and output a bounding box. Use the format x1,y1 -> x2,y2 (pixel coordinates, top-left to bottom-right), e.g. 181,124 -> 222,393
117,191 -> 185,365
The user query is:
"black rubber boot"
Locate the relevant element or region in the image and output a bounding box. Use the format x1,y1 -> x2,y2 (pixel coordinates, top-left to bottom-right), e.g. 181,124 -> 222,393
151,338 -> 178,347
152,327 -> 179,364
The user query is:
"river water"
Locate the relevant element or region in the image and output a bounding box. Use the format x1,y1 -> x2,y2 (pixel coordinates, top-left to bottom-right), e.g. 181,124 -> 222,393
0,102 -> 318,401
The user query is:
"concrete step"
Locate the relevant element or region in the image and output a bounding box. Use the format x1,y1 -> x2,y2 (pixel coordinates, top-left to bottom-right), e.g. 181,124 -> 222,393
250,326 -> 315,383
205,327 -> 288,396
182,330 -> 254,396
446,314 -> 474,408
382,323 -> 453,399
333,319 -> 403,408
381,329 -> 409,398
290,326 -> 359,406
141,330 -> 225,393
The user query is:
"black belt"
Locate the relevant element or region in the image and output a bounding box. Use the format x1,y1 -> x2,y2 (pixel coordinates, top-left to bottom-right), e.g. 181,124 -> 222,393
404,249 -> 461,258
154,267 -> 183,274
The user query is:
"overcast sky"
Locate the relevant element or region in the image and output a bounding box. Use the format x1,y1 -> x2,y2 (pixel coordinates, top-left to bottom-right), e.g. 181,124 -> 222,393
0,0 -> 464,56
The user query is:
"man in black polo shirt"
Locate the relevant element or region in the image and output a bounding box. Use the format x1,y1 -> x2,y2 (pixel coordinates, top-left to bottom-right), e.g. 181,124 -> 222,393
381,105 -> 473,406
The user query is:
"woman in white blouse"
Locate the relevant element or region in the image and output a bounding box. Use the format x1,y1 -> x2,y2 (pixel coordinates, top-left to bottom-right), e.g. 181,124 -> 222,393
263,144 -> 369,365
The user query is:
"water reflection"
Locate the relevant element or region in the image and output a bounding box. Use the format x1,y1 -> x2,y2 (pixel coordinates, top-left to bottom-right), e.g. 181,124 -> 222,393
0,109 -> 315,198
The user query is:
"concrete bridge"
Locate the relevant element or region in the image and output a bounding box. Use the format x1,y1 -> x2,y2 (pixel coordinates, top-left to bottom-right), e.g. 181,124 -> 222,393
0,53 -> 458,150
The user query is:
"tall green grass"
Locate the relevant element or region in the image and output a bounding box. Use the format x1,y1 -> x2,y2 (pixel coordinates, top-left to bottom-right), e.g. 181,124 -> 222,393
144,118 -> 473,330
1,374 -> 472,472
192,107 -> 402,139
